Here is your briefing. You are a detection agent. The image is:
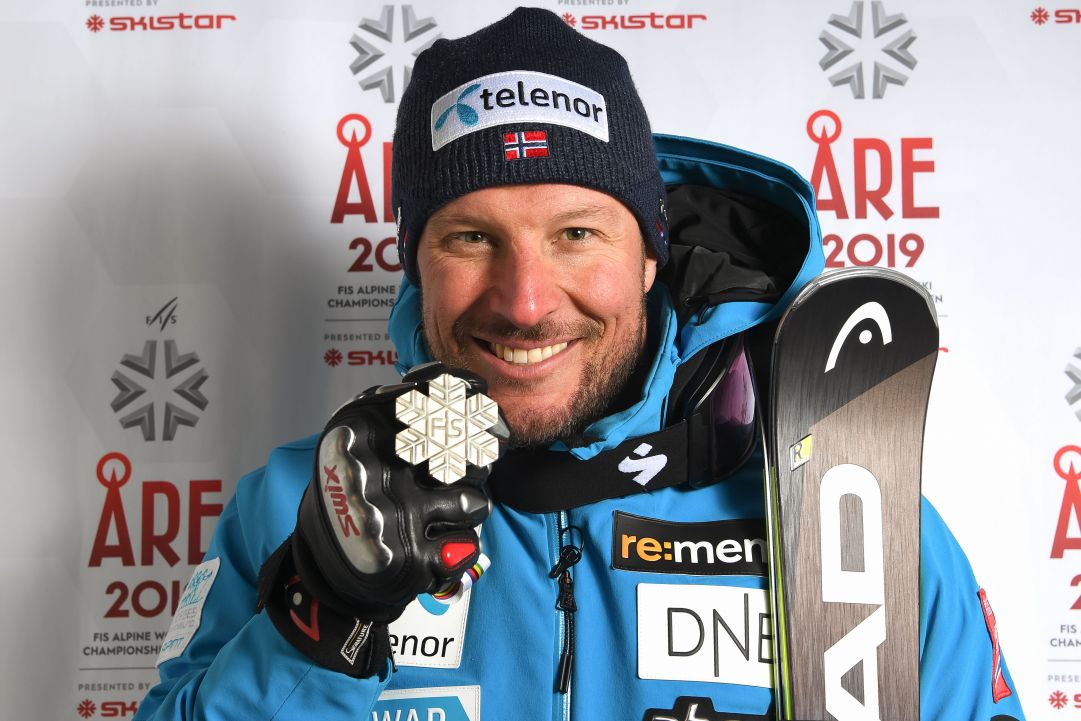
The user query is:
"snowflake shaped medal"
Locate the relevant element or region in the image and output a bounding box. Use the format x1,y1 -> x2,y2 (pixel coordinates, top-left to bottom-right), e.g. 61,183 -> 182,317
394,373 -> 500,483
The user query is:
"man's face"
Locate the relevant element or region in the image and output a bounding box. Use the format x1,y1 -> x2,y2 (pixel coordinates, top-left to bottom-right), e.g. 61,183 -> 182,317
417,184 -> 657,447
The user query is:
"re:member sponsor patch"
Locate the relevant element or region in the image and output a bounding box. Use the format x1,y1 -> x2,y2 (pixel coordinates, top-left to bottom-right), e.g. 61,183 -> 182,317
612,512 -> 767,576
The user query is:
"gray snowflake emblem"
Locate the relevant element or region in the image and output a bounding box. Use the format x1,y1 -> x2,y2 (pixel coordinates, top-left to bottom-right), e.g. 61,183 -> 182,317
394,373 -> 500,484
819,1 -> 918,99
350,4 -> 442,104
1066,348 -> 1081,421
110,340 -> 209,441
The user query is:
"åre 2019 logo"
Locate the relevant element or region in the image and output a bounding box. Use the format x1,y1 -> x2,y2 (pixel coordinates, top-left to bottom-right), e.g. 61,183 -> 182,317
807,109 -> 938,271
330,114 -> 400,275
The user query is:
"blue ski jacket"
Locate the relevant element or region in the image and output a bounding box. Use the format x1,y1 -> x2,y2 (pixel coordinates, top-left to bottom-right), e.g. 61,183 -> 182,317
135,135 -> 1026,721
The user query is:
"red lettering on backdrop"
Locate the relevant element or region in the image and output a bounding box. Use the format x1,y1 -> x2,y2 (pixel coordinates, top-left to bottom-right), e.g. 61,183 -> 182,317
188,480 -> 223,564
142,481 -> 180,567
808,109 -> 940,221
331,114 -> 394,224
89,453 -> 223,567
90,453 -> 135,567
1052,446 -> 1081,558
900,138 -> 939,218
854,138 -> 893,220
808,110 -> 847,219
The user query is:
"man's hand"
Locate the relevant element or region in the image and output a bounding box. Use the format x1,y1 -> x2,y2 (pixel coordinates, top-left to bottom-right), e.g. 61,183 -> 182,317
257,363 -> 507,677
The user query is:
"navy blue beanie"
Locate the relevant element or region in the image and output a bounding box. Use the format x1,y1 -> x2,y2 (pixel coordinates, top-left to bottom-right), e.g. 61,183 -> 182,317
392,7 -> 669,284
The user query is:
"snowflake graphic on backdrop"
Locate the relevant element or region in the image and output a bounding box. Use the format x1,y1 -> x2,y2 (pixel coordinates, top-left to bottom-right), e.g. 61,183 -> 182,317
818,1 -> 918,99
110,340 -> 208,441
1066,348 -> 1081,420
350,4 -> 442,103
1032,7 -> 1050,24
394,373 -> 500,483
1050,690 -> 1069,709
77,699 -> 97,718
86,15 -> 104,33
562,13 -> 577,27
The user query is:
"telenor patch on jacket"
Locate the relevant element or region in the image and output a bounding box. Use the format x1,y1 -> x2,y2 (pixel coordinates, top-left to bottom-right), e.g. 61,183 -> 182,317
387,587 -> 474,669
373,686 -> 480,721
613,512 -> 767,576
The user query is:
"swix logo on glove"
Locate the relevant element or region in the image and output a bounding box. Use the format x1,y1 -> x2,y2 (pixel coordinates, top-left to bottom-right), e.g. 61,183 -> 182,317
430,70 -> 608,150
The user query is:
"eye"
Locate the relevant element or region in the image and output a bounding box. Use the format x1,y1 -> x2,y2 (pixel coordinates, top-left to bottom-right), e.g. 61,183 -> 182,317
563,228 -> 592,241
450,231 -> 490,244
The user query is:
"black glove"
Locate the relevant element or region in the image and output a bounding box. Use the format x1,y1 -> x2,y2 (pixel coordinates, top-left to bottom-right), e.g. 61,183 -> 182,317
257,362 -> 508,676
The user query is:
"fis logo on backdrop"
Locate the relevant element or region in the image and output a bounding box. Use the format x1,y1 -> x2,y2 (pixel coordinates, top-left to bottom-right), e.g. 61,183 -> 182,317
349,5 -> 442,103
110,299 -> 209,442
146,297 -> 179,332
613,512 -> 767,576
430,71 -> 608,150
818,1 -> 918,99
372,686 -> 480,721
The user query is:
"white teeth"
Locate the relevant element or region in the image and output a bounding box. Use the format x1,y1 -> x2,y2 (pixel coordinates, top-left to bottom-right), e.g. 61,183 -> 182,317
489,341 -> 569,365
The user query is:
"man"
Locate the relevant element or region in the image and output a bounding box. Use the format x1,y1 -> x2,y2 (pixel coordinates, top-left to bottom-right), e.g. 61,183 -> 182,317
135,8 -> 1026,720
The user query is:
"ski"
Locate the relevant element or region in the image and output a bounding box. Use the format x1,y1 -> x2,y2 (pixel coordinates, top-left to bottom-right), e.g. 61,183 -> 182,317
761,268 -> 938,721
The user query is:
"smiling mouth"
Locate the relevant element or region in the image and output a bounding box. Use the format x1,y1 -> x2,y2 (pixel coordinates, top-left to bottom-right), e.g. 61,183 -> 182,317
488,341 -> 570,365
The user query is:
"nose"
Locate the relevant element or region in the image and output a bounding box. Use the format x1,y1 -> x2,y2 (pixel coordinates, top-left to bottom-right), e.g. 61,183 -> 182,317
486,240 -> 562,329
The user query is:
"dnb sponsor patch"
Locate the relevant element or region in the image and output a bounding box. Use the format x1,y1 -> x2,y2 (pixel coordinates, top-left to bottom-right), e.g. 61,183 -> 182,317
372,686 -> 480,721
430,70 -> 608,150
637,583 -> 773,687
613,512 -> 767,576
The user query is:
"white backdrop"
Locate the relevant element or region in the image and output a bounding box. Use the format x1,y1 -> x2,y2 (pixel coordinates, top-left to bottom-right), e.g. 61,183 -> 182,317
1,1 -> 1077,718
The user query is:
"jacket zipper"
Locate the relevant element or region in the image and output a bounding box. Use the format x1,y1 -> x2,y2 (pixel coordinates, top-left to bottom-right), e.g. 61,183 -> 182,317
549,511 -> 582,718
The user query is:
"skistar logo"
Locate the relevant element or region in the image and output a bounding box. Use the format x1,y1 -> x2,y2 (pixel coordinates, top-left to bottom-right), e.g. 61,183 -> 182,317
562,12 -> 707,30
324,348 -> 399,367
87,13 -> 237,33
1031,6 -> 1081,24
808,108 -> 937,269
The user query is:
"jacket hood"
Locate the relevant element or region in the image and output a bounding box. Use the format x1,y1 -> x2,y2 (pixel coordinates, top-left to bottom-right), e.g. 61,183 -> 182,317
388,133 -> 824,461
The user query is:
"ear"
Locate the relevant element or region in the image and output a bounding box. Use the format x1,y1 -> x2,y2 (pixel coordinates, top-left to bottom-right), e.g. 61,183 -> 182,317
643,247 -> 658,293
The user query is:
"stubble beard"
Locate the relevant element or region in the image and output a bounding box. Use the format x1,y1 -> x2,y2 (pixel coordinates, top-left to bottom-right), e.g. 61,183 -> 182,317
422,296 -> 648,449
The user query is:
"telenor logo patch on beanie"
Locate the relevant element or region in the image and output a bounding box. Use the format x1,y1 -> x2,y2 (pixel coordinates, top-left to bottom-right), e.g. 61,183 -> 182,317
430,70 -> 609,151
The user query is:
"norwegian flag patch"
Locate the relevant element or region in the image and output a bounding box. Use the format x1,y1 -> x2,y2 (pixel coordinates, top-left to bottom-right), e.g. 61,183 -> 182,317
504,131 -> 549,160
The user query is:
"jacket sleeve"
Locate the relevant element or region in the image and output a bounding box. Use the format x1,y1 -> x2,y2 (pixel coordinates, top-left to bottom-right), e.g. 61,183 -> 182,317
134,437 -> 391,721
920,498 -> 1026,721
